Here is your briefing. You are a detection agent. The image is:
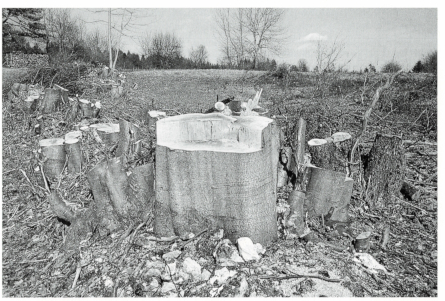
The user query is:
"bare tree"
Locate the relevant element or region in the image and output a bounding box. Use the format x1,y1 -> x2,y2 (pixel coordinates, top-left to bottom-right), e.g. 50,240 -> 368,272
214,8 -> 286,69
189,45 -> 208,67
314,38 -> 346,73
139,32 -> 182,68
84,8 -> 151,70
297,59 -> 309,72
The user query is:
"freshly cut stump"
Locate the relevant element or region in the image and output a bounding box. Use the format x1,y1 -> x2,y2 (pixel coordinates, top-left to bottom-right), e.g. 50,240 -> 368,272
90,123 -> 120,146
116,120 -> 140,158
154,113 -> 279,246
306,166 -> 353,222
308,132 -> 352,173
39,138 -> 66,181
146,111 -> 166,132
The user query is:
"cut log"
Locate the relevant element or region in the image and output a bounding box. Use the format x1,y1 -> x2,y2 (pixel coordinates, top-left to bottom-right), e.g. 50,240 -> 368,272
146,111 -> 166,132
362,133 -> 405,207
78,99 -> 94,118
305,166 -> 353,222
65,130 -> 82,141
126,164 -> 155,222
53,84 -> 69,104
154,113 -> 279,245
65,138 -> 82,173
39,138 -> 66,181
41,88 -> 62,113
90,123 -> 120,147
354,231 -> 371,252
308,132 -> 352,173
115,119 -> 140,158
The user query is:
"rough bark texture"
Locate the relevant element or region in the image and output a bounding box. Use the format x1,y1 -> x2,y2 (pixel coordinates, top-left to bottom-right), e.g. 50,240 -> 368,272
362,133 -> 405,207
41,88 -> 62,114
306,166 -> 353,222
115,119 -> 141,158
309,139 -> 352,174
79,99 -> 93,118
154,113 -> 279,246
87,157 -> 155,233
285,190 -> 306,236
65,139 -> 82,174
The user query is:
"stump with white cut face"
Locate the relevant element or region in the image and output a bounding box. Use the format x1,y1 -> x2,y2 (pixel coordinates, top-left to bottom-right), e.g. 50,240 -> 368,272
154,113 -> 279,245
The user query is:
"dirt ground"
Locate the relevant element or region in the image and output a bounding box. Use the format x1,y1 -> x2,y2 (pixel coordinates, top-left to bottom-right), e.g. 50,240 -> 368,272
2,67 -> 437,297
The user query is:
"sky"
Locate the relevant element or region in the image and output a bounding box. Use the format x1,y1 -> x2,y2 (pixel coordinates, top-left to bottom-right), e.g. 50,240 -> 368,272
69,7 -> 437,71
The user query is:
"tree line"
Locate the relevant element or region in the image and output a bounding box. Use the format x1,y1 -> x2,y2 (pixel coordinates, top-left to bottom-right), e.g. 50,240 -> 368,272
2,8 -> 437,73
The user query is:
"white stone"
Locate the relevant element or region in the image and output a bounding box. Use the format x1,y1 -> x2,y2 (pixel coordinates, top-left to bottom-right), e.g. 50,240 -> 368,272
162,250 -> 182,261
237,237 -> 260,261
200,269 -> 211,281
161,282 -> 176,294
209,267 -> 237,285
182,257 -> 202,280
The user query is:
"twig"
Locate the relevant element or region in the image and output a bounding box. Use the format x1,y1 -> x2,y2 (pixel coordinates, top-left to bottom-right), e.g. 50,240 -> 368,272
39,164 -> 51,193
396,197 -> 429,214
259,272 -> 342,283
19,169 -> 37,195
72,260 -> 82,289
350,70 -> 402,164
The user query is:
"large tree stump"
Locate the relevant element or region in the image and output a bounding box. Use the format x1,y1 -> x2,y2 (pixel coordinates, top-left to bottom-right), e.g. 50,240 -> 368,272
305,166 -> 353,222
362,133 -> 405,207
154,113 -> 279,245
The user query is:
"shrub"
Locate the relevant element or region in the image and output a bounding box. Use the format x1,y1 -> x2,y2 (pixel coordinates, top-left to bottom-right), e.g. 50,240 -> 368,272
412,60 -> 424,73
381,61 -> 402,73
272,63 -> 290,79
422,50 -> 437,74
297,59 -> 309,72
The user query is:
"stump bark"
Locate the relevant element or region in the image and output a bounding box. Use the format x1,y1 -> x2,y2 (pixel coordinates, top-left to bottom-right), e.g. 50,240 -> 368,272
39,138 -> 66,181
41,88 -> 62,113
87,158 -> 155,232
115,119 -> 141,158
308,132 -> 352,174
362,133 -> 405,207
305,166 -> 353,222
154,113 -> 279,245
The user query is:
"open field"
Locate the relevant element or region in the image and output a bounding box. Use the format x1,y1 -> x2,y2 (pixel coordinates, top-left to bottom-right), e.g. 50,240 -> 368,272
2,68 -> 437,297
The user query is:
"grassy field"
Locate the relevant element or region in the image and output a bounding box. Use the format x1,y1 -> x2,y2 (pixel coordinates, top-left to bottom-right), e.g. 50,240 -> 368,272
2,67 -> 437,297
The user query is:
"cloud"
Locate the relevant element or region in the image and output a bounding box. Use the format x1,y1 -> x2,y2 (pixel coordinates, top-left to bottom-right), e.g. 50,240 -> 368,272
301,33 -> 327,41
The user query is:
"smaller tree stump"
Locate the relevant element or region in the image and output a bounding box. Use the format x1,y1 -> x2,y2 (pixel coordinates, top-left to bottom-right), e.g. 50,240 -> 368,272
146,111 -> 166,132
65,138 -> 83,174
41,88 -> 62,113
362,133 -> 405,207
306,166 -> 353,222
116,119 -> 140,158
39,138 -> 66,181
308,132 -> 352,173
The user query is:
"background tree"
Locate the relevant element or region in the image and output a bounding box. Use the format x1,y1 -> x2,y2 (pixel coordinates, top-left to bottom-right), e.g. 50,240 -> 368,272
381,60 -> 402,73
139,32 -> 182,69
314,38 -> 346,73
412,60 -> 424,73
3,8 -> 46,53
214,8 -> 286,69
368,64 -> 376,72
421,50 -> 437,74
297,59 -> 309,72
189,45 -> 208,68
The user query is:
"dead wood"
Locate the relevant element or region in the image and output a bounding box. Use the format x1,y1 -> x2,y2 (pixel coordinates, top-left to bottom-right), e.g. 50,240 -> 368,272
40,88 -> 62,114
362,133 -> 405,207
350,70 -> 403,165
285,190 -> 306,236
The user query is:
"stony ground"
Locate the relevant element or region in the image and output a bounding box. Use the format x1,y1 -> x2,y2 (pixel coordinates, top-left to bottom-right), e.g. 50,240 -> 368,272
2,68 -> 437,297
